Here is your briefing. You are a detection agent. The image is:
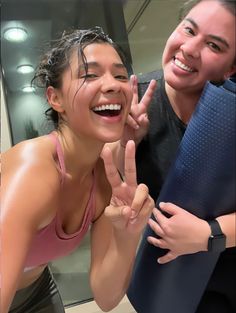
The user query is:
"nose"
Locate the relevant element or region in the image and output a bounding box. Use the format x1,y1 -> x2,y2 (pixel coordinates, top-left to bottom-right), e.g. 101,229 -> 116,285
180,36 -> 201,59
101,74 -> 121,93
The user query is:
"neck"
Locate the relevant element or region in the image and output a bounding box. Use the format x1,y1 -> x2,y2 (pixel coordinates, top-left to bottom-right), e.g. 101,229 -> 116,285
55,127 -> 104,180
165,82 -> 202,124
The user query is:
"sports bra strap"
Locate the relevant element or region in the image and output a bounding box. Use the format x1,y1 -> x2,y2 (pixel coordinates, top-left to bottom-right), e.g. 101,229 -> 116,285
48,132 -> 66,184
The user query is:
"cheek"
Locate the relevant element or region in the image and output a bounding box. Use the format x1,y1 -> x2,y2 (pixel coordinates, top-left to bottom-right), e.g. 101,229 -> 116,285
162,33 -> 179,65
70,84 -> 94,111
200,53 -> 231,81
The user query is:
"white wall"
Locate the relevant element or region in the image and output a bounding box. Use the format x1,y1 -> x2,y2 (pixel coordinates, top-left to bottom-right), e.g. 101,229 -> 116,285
1,75 -> 12,152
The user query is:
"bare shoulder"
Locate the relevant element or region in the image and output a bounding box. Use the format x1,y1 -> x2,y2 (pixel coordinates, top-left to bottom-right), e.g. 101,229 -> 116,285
3,135 -> 55,169
92,157 -> 112,222
2,135 -> 61,226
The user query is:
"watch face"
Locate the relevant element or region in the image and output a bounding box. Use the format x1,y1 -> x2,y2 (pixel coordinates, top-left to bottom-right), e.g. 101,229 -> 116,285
208,234 -> 226,252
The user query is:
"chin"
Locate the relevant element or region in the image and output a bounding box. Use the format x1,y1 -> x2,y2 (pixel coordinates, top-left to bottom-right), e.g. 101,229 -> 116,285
104,137 -> 121,144
102,133 -> 122,143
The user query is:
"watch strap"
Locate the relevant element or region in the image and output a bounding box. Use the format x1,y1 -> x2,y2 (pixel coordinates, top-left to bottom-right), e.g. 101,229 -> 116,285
208,219 -> 223,236
207,219 -> 226,252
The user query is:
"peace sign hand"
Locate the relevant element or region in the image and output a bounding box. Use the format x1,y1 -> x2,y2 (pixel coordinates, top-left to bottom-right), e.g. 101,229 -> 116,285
101,140 -> 154,234
121,75 -> 157,147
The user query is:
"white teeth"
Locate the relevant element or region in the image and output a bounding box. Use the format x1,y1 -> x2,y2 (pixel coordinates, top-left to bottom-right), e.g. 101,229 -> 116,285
175,59 -> 194,72
93,104 -> 121,111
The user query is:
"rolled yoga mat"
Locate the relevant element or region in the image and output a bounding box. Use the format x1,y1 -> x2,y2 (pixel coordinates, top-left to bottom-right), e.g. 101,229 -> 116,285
127,79 -> 236,313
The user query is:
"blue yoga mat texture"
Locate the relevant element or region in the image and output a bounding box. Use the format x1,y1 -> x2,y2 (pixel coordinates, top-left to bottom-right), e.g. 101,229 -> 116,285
128,79 -> 236,313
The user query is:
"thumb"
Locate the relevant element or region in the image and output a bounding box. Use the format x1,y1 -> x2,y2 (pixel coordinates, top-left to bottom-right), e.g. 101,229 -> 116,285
158,251 -> 178,264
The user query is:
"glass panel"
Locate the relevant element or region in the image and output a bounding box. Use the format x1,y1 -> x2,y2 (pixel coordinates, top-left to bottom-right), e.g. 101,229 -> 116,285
49,233 -> 93,307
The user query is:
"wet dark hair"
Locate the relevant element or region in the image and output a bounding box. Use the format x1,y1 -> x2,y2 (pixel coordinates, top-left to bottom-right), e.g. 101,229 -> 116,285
32,26 -> 127,127
179,0 -> 236,21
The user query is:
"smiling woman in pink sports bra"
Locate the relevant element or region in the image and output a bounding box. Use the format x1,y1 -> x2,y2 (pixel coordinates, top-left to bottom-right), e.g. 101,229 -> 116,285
1,27 -> 154,313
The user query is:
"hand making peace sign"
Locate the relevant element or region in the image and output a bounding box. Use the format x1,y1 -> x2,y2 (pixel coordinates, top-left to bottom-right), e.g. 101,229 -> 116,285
102,140 -> 154,234
121,75 -> 157,147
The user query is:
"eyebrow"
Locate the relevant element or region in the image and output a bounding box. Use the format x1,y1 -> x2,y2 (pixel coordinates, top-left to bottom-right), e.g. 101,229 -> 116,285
185,18 -> 230,48
79,61 -> 126,71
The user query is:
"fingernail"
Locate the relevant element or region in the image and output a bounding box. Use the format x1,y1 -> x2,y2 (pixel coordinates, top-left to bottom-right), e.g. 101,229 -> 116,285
131,210 -> 137,218
157,258 -> 162,264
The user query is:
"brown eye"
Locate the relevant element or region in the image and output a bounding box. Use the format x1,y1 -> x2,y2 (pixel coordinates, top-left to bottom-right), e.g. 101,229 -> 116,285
208,42 -> 221,52
184,27 -> 195,36
115,75 -> 128,81
80,74 -> 98,79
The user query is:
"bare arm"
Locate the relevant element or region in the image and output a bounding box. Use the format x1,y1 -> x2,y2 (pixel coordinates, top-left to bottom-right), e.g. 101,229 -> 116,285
1,143 -> 59,313
89,141 -> 154,311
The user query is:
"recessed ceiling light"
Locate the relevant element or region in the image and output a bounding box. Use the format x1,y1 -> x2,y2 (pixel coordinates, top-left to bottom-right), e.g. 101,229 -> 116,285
4,27 -> 28,42
17,64 -> 34,74
22,86 -> 35,93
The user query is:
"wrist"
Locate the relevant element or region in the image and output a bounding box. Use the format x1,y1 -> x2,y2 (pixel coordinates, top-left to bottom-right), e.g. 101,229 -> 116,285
113,228 -> 140,249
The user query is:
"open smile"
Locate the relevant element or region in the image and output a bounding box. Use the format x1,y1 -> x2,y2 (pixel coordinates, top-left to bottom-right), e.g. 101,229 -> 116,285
92,104 -> 122,117
173,57 -> 195,73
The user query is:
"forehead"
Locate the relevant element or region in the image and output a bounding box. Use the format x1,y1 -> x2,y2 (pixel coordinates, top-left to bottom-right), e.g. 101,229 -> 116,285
70,43 -> 123,66
186,1 -> 235,32
186,1 -> 235,44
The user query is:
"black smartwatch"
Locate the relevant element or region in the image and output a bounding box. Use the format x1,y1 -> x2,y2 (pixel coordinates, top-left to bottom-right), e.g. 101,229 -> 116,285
207,219 -> 226,252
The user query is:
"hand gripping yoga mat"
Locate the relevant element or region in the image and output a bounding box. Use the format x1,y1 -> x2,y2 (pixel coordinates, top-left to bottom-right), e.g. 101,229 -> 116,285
127,79 -> 236,313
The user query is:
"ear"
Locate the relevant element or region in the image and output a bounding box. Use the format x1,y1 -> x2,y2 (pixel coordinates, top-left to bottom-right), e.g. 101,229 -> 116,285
46,86 -> 65,113
223,64 -> 236,80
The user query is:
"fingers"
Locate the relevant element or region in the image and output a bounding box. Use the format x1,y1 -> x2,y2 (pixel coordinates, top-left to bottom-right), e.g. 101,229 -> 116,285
159,202 -> 183,215
137,79 -> 157,116
130,76 -> 157,119
148,216 -> 165,237
130,183 -> 150,219
147,236 -> 168,249
130,74 -> 138,108
124,140 -> 137,186
147,235 -> 178,264
130,75 -> 139,118
157,251 -> 178,264
137,113 -> 149,127
152,207 -> 169,229
101,146 -> 122,188
105,204 -> 132,230
126,113 -> 139,130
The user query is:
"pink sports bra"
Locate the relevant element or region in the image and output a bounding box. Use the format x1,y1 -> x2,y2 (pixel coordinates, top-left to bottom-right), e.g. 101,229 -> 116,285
24,132 -> 97,268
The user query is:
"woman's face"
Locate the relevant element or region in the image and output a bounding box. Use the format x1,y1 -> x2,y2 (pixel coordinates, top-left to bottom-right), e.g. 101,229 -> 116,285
51,43 -> 132,143
162,0 -> 236,93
